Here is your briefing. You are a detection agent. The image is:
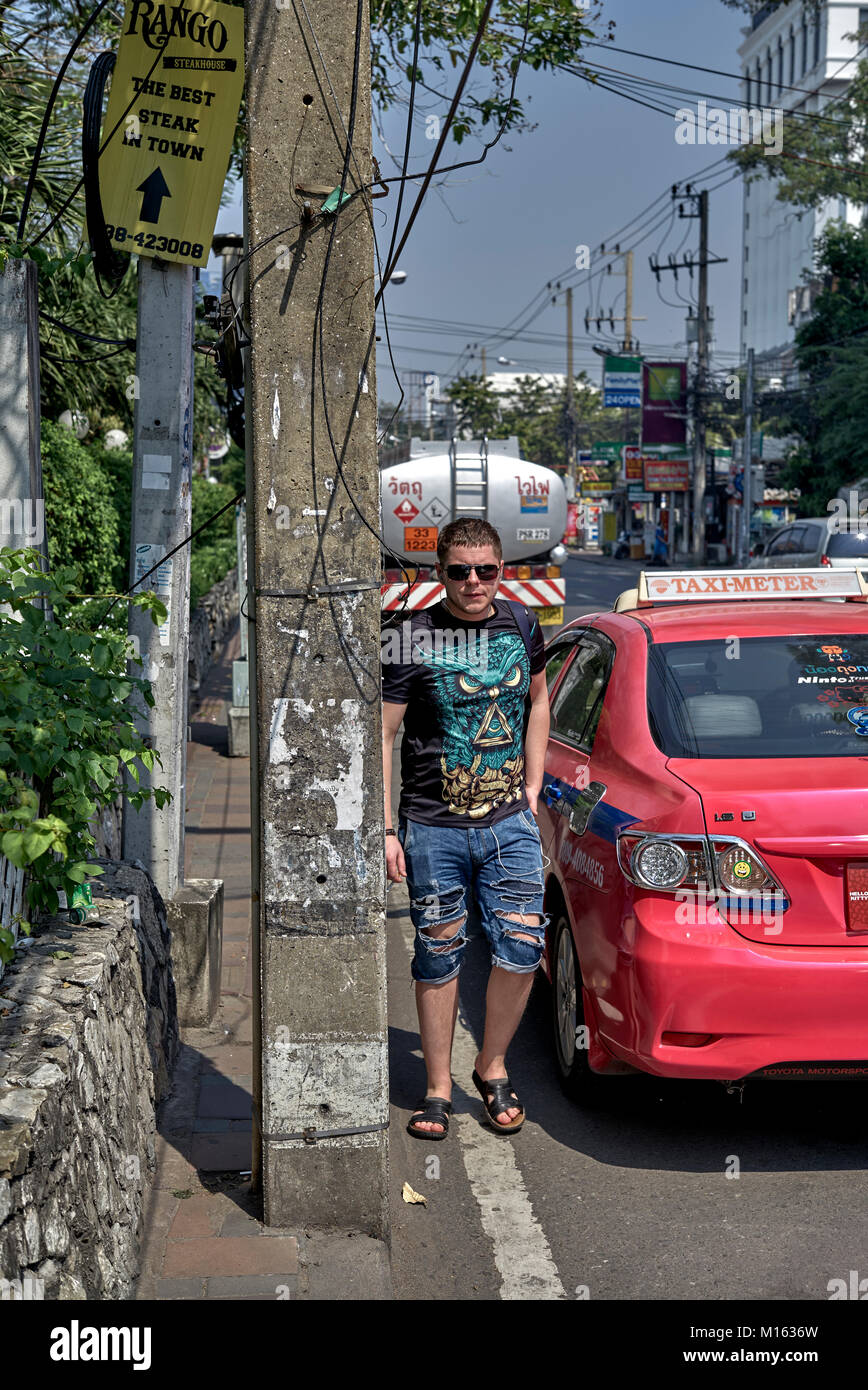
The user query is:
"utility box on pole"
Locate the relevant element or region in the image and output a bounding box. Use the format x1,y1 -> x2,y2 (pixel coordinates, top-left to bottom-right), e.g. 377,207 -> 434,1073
245,0 -> 389,1237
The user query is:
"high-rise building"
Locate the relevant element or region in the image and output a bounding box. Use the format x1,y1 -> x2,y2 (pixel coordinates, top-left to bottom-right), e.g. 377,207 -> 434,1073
739,2 -> 866,367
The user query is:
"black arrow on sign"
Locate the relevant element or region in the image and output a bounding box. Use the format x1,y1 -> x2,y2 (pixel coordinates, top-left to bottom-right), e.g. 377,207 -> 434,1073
136,167 -> 171,224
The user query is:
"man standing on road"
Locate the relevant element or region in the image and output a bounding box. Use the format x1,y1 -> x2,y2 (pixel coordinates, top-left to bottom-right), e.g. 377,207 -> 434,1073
382,519 -> 550,1139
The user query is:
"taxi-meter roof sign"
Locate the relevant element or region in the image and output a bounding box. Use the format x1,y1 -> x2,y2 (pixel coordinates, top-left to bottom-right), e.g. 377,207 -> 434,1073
636,568 -> 868,603
99,0 -> 244,268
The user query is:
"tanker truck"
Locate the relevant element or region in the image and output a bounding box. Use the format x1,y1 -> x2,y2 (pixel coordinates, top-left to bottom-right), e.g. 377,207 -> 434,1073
380,436 -> 568,629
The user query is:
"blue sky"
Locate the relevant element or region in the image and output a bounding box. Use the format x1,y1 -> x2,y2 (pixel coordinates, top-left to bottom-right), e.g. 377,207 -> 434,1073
213,0 -> 749,401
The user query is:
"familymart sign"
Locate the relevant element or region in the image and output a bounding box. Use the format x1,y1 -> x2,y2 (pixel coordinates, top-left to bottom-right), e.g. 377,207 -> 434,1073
603,356 -> 641,409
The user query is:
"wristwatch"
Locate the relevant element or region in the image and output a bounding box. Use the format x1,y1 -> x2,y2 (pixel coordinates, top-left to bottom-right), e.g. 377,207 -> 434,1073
385,828 -> 397,836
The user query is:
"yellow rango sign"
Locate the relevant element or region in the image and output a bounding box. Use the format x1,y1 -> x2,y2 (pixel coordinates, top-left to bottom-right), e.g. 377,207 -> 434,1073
98,0 -> 244,268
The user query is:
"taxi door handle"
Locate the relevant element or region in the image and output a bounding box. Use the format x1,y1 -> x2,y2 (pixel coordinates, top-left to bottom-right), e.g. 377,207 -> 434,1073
543,783 -> 563,810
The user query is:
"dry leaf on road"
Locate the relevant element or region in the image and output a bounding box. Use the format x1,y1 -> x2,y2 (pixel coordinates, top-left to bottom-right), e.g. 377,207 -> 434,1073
402,1181 -> 427,1206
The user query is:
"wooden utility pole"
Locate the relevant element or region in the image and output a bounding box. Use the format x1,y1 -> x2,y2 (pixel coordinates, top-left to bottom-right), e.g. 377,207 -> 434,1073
245,0 -> 389,1236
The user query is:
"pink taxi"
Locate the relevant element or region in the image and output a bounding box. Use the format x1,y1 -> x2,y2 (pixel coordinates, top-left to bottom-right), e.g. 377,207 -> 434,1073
538,567 -> 868,1093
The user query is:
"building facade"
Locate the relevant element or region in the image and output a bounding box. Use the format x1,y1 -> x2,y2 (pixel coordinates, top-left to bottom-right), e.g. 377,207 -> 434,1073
739,1 -> 866,366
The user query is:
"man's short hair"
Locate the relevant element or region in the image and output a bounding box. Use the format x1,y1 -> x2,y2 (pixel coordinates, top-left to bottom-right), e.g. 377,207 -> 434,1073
437,518 -> 502,565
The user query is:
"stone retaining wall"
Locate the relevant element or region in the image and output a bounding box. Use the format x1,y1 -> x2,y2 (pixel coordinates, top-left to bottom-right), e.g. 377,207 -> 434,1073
0,864 -> 178,1299
189,565 -> 238,704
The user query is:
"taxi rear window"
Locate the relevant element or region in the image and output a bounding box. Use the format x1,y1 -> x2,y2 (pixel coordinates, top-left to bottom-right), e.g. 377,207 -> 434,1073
647,635 -> 868,758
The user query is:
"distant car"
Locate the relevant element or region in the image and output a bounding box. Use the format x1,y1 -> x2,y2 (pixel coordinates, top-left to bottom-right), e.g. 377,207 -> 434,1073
539,565 -> 868,1096
750,517 -> 868,571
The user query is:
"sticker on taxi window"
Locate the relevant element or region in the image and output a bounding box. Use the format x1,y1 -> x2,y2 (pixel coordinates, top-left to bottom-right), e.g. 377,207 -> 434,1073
846,707 -> 868,736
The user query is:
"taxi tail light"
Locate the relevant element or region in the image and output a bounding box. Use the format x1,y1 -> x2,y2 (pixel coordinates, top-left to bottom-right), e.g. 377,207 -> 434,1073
711,839 -> 778,894
661,1032 -> 720,1048
617,834 -> 713,891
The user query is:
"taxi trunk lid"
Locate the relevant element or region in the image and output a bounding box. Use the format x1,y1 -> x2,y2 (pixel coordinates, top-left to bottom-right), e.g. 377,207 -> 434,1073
668,759 -> 868,945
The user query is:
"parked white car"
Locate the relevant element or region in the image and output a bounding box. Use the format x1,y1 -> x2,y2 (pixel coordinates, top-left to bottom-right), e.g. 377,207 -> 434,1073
749,517 -> 868,571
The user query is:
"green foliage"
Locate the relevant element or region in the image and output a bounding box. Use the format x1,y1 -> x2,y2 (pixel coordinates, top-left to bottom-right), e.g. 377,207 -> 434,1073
766,224 -> 868,511
372,1 -> 602,145
190,538 -> 237,609
444,371 -> 614,470
0,548 -> 169,936
729,28 -> 868,213
40,419 -> 123,594
190,476 -> 239,606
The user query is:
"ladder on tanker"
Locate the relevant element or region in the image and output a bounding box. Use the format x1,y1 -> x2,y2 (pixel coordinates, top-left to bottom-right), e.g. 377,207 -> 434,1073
449,436 -> 489,523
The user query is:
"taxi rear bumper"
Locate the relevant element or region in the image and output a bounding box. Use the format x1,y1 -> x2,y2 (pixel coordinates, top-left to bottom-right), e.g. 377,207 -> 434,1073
594,896 -> 868,1081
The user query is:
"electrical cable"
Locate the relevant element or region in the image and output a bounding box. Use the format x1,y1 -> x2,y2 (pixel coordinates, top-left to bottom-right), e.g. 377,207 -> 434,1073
375,0 -> 498,302
81,48 -> 128,297
16,0 -> 115,241
38,311 -> 135,347
99,490 -> 246,625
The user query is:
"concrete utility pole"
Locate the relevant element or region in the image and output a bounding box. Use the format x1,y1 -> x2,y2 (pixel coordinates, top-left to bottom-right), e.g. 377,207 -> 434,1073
692,189 -> 709,564
623,249 -> 634,352
741,347 -> 755,565
481,345 -> 487,381
123,259 -> 194,903
245,0 -> 389,1235
0,260 -> 47,564
649,188 -> 728,565
566,287 -> 576,499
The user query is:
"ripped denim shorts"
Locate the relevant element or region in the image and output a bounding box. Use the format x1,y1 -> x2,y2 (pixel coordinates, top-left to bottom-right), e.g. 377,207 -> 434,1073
397,809 -> 549,985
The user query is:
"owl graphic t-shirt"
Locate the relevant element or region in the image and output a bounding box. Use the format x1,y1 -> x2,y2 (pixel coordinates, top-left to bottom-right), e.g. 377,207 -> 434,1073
382,598 -> 546,827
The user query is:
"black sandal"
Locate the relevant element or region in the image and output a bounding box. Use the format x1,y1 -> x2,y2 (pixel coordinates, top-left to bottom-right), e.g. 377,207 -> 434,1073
472,1069 -> 525,1133
407,1096 -> 452,1141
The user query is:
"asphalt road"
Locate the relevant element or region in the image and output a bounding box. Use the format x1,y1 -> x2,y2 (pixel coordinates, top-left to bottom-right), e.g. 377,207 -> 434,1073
387,549 -> 868,1302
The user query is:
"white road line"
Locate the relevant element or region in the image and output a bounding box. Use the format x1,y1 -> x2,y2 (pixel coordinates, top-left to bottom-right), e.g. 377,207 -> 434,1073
395,914 -> 567,1301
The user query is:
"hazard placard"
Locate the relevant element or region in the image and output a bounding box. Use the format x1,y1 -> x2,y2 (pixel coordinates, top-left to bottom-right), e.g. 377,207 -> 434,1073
98,0 -> 244,268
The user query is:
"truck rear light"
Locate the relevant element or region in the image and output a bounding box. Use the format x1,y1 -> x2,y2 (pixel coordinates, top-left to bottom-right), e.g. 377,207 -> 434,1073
546,565 -> 561,578
661,1032 -> 719,1047
384,569 -> 401,582
503,565 -> 518,579
821,553 -> 832,566
517,564 -> 532,579
532,564 -> 548,578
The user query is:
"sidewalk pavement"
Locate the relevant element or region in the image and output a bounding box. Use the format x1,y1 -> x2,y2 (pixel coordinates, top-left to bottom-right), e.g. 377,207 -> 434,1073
134,622 -> 390,1300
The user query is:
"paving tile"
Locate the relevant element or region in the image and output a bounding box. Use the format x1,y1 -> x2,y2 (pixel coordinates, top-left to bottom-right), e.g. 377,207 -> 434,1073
205,1275 -> 297,1299
168,1195 -> 223,1239
218,1207 -> 294,1239
163,1236 -> 299,1278
189,1133 -> 252,1171
197,1082 -> 251,1119
155,1277 -> 207,1300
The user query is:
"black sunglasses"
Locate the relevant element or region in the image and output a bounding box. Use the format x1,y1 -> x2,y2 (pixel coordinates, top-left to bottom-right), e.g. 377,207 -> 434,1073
444,563 -> 501,582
